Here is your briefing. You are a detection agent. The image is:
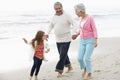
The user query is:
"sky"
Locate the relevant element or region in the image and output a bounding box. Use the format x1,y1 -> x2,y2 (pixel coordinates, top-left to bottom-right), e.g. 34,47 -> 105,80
0,0 -> 120,12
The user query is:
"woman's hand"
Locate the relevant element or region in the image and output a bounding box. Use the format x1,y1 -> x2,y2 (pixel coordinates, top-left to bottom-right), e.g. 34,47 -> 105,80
94,38 -> 97,48
72,34 -> 78,40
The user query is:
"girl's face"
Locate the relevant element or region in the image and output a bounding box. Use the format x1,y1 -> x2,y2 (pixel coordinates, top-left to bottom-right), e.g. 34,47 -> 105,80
42,35 -> 47,40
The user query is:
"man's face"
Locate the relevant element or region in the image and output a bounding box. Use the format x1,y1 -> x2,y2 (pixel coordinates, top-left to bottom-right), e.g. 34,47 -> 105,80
54,5 -> 63,15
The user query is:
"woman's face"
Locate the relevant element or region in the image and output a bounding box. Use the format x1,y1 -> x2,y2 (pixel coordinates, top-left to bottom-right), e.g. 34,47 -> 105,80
75,10 -> 82,17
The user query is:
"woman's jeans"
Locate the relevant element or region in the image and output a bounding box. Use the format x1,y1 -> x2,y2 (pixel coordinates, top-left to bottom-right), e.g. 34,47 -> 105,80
30,56 -> 43,77
55,42 -> 71,73
78,38 -> 94,73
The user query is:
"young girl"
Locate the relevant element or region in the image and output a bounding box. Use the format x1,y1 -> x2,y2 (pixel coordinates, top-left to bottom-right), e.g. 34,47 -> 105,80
23,30 -> 50,80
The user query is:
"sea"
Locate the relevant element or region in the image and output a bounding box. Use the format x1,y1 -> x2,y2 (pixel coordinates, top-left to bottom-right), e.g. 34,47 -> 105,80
0,8 -> 120,72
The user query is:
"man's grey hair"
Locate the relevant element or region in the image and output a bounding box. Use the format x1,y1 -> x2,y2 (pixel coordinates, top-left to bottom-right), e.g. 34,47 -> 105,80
54,2 -> 63,8
74,3 -> 85,13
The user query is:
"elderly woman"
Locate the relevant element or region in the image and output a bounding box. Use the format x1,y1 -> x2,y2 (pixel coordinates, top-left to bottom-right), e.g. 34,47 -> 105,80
72,3 -> 98,80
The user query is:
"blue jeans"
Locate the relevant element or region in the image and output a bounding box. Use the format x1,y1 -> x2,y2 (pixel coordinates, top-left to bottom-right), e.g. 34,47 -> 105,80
55,42 -> 71,73
78,38 -> 94,73
30,56 -> 43,77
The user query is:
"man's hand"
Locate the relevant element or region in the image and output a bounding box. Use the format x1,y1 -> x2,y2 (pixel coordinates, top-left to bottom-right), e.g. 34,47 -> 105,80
45,35 -> 49,41
45,48 -> 50,53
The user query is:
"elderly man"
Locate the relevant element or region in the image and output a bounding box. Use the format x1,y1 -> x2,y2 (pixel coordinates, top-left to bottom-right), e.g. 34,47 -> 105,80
46,2 -> 77,77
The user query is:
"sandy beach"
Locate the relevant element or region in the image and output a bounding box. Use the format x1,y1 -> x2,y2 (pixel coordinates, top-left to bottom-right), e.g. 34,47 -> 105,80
0,37 -> 120,80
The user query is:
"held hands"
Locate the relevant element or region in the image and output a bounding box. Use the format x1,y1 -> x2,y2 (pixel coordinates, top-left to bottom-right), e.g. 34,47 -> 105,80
72,34 -> 78,40
44,35 -> 49,41
45,48 -> 50,53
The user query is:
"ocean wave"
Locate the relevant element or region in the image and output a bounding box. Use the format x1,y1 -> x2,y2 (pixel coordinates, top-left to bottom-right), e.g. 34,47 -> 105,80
0,10 -> 120,25
92,13 -> 120,18
0,10 -> 120,40
1,14 -> 120,25
0,37 -> 12,40
0,20 -> 49,25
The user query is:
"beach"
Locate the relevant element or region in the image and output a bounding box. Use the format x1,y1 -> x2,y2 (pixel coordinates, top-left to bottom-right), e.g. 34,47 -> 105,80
0,37 -> 120,80
0,0 -> 120,80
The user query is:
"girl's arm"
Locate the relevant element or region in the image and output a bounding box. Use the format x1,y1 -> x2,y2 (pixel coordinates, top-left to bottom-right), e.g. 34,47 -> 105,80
23,38 -> 28,44
44,41 -> 50,53
23,38 -> 32,45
